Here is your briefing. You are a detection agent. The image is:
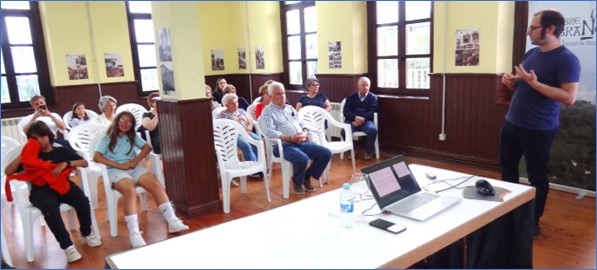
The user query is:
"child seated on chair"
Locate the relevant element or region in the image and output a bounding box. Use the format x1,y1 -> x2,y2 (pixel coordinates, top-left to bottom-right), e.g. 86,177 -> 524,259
93,111 -> 188,249
4,121 -> 101,263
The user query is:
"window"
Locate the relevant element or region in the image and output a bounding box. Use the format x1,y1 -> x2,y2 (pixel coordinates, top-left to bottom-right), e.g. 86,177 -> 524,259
1,1 -> 51,109
281,1 -> 317,89
368,1 -> 432,96
126,1 -> 159,94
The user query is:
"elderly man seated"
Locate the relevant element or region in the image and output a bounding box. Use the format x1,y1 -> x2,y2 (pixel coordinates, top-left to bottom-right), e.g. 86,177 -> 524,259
258,82 -> 332,195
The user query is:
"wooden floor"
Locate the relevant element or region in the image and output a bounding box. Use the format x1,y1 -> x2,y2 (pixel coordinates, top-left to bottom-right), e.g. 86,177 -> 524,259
2,153 -> 595,269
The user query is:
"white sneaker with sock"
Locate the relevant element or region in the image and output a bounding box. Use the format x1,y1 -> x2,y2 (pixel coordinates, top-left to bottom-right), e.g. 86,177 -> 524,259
168,218 -> 189,233
85,232 -> 102,247
65,245 -> 82,263
130,231 -> 147,248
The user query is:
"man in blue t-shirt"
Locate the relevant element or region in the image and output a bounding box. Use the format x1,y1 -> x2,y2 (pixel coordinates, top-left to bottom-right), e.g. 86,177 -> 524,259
500,9 -> 580,239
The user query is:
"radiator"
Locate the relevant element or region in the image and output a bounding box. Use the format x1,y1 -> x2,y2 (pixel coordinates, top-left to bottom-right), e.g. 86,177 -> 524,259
1,117 -> 26,144
329,102 -> 342,139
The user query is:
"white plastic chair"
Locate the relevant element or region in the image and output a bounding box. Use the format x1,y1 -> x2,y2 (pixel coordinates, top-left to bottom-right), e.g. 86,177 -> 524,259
340,98 -> 380,159
298,106 -> 356,181
115,103 -> 147,130
246,104 -> 258,121
2,136 -> 21,202
5,145 -> 100,262
90,135 -> 155,237
254,121 -> 329,199
213,119 -> 270,213
212,107 -> 226,119
63,109 -> 99,130
66,123 -> 109,209
17,114 -> 68,139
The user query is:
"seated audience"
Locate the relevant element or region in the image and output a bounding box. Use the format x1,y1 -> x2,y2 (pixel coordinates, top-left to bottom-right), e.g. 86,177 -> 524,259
296,78 -> 331,112
69,102 -> 95,128
205,84 -> 222,110
342,76 -> 378,160
219,94 -> 263,182
222,84 -> 250,111
95,95 -> 117,126
258,82 -> 332,195
141,92 -> 161,154
4,121 -> 101,263
93,111 -> 188,249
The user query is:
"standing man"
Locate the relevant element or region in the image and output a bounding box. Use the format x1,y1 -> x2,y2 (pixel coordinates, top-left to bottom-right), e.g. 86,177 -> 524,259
500,9 -> 580,239
343,77 -> 378,160
258,82 -> 332,195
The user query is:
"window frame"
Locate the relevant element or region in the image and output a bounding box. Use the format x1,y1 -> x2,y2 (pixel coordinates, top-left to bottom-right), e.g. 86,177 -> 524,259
1,2 -> 52,109
280,1 -> 317,90
366,2 -> 434,97
125,2 -> 159,96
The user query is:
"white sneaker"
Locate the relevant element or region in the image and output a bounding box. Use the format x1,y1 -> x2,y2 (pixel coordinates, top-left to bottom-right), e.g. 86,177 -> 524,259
85,232 -> 102,247
65,245 -> 82,263
231,179 -> 239,187
168,218 -> 189,233
129,232 -> 147,248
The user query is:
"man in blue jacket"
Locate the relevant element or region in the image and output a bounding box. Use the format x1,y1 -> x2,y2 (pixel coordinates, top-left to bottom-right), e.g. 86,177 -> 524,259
343,77 -> 378,160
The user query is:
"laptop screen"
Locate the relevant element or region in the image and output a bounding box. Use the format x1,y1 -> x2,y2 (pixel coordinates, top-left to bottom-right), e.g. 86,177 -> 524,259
360,155 -> 422,210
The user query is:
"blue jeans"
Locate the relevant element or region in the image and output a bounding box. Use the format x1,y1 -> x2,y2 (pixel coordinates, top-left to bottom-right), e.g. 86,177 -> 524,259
499,120 -> 557,222
342,120 -> 377,155
273,141 -> 332,185
238,132 -> 262,162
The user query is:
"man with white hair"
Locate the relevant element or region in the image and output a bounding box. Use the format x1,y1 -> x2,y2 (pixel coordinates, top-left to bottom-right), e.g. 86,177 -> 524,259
342,76 -> 378,160
21,95 -> 67,134
258,82 -> 332,195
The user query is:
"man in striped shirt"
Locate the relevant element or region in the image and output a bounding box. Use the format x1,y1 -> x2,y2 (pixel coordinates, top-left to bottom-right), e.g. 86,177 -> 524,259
258,82 -> 332,195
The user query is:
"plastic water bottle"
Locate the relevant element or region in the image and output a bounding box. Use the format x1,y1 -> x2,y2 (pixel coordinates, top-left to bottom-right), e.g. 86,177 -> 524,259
339,183 -> 355,228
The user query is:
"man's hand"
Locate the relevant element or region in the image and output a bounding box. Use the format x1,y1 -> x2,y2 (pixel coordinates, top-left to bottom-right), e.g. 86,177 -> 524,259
514,64 -> 537,88
291,131 -> 308,144
501,72 -> 520,91
51,162 -> 68,177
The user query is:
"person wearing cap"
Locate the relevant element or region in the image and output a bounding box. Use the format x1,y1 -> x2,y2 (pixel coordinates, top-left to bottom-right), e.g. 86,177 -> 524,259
295,78 -> 331,112
95,95 -> 117,126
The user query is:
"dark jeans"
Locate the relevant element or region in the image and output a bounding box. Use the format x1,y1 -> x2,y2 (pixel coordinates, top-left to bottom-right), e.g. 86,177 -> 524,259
499,120 -> 557,222
273,141 -> 332,185
341,120 -> 377,155
29,180 -> 92,249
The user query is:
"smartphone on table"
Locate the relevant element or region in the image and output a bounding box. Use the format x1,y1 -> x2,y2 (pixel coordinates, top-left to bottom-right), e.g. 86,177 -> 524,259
369,218 -> 407,234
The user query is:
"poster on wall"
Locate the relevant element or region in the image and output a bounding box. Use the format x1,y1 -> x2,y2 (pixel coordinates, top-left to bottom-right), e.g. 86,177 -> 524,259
255,47 -> 265,69
158,28 -> 172,62
66,54 -> 88,80
328,41 -> 342,69
524,2 -> 596,191
211,50 -> 225,71
238,48 -> 246,69
158,28 -> 175,95
104,53 -> 124,78
455,28 -> 480,66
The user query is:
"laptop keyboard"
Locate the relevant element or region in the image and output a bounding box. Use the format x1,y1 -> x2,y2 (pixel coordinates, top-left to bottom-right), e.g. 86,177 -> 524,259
389,192 -> 440,215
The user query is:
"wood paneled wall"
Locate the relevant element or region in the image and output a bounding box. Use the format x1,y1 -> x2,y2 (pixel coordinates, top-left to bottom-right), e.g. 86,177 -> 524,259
1,82 -> 145,119
378,73 -> 510,169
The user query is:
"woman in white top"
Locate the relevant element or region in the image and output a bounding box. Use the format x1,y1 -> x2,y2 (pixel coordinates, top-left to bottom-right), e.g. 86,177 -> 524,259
95,96 -> 117,126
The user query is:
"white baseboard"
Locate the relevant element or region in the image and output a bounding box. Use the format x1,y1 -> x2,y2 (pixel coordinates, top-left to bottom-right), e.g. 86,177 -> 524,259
519,178 -> 596,199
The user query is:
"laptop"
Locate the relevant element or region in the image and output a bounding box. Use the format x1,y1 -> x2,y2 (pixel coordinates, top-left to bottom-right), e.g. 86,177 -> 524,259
360,155 -> 462,221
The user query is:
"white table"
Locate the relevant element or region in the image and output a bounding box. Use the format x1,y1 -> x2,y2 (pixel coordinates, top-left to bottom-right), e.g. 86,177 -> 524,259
105,164 -> 534,269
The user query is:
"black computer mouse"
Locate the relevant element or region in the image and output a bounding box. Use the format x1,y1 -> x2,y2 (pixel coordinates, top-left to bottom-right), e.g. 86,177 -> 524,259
475,179 -> 495,196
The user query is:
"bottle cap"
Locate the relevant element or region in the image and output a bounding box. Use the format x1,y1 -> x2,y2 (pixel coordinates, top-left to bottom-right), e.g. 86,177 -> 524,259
343,183 -> 350,189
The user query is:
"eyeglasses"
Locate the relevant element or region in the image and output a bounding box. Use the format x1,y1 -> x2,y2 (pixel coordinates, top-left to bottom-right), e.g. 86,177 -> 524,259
310,84 -> 320,87
118,119 -> 133,125
528,25 -> 543,32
